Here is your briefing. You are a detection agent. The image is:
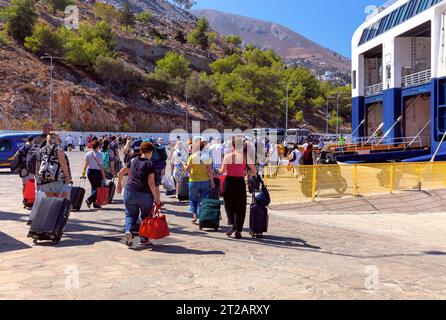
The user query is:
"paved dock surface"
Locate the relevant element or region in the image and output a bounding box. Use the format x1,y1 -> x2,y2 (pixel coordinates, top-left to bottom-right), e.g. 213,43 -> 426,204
1,151 -> 446,299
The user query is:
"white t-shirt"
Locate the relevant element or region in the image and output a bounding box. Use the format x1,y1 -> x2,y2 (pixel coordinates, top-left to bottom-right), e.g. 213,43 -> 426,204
209,143 -> 223,166
290,149 -> 302,166
66,137 -> 74,145
269,147 -> 279,163
79,137 -> 84,145
85,150 -> 103,170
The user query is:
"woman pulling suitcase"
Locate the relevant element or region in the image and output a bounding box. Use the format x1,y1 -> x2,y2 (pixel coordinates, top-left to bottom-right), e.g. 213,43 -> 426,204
116,142 -> 161,247
219,136 -> 257,239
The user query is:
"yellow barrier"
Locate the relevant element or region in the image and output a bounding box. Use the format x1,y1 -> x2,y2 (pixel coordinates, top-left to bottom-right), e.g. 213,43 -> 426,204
263,162 -> 446,205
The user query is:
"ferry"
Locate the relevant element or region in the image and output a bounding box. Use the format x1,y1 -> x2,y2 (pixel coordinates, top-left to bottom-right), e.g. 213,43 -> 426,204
339,0 -> 446,163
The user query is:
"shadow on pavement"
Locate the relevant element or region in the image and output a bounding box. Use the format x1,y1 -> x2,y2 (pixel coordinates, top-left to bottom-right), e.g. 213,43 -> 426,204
0,231 -> 32,253
0,210 -> 29,223
132,244 -> 225,256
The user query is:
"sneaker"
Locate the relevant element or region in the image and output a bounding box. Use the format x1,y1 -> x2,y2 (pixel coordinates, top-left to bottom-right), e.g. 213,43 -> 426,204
140,237 -> 153,246
235,232 -> 242,240
93,204 -> 102,209
125,232 -> 133,247
226,227 -> 235,237
85,200 -> 92,209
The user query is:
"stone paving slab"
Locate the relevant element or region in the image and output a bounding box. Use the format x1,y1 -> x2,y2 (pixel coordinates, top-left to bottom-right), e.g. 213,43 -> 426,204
0,151 -> 446,300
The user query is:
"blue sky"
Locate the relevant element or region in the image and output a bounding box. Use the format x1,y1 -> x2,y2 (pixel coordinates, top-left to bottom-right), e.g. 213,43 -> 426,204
194,0 -> 386,58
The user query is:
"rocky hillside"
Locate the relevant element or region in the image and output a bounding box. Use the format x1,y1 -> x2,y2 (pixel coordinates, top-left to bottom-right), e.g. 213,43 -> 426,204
0,0 -> 232,132
193,9 -> 351,84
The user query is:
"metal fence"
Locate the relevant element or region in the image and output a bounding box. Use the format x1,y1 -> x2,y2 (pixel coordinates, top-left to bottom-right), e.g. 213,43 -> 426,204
263,162 -> 446,205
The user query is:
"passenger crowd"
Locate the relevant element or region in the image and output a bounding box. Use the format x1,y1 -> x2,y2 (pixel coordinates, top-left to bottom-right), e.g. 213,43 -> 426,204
12,123 -> 327,247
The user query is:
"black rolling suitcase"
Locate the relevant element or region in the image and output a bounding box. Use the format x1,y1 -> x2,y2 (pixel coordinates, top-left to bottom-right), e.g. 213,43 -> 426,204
27,197 -> 71,244
178,176 -> 189,201
249,201 -> 269,238
249,176 -> 270,238
106,178 -> 116,204
70,178 -> 86,211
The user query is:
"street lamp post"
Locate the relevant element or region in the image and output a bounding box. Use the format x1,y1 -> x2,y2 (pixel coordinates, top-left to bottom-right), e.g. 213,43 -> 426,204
185,79 -> 188,133
40,54 -> 64,124
285,82 -> 289,133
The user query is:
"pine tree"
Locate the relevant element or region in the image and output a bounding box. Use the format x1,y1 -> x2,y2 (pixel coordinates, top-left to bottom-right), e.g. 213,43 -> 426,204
4,0 -> 38,42
119,1 -> 135,32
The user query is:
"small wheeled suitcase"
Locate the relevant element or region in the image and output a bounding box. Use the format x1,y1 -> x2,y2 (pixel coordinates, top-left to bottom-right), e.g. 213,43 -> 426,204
95,184 -> 110,206
28,191 -> 46,225
249,202 -> 269,238
177,176 -> 189,201
198,199 -> 221,231
70,178 -> 86,211
23,179 -> 36,209
104,178 -> 116,204
27,197 -> 71,244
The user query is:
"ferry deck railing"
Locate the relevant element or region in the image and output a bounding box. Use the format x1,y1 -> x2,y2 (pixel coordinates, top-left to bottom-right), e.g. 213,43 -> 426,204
402,69 -> 432,88
346,136 -> 423,153
364,83 -> 383,96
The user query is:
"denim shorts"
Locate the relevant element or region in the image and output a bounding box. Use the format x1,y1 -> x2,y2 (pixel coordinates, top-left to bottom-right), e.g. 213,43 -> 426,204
38,181 -> 71,194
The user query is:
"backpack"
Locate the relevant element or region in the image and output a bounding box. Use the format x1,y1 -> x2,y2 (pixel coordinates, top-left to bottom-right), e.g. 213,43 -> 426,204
26,142 -> 44,176
38,145 -> 61,185
102,150 -> 110,170
151,144 -> 168,163
255,178 -> 271,207
11,145 -> 29,175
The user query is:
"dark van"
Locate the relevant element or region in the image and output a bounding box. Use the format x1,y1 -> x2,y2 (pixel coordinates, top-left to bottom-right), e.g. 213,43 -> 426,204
0,133 -> 39,169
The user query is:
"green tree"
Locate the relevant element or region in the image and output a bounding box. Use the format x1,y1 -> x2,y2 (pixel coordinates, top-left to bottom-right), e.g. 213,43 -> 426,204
284,66 -> 323,111
210,54 -> 242,74
186,73 -> 217,106
155,51 -> 190,79
0,31 -> 9,47
93,2 -> 119,22
173,0 -> 196,10
224,35 -> 242,55
4,0 -> 38,42
64,21 -> 117,70
119,1 -> 135,32
242,48 -> 282,68
45,0 -> 74,14
213,64 -> 283,126
24,23 -> 64,55
135,10 -> 152,23
187,17 -> 211,50
295,110 -> 304,125
95,56 -> 147,97
329,112 -> 344,129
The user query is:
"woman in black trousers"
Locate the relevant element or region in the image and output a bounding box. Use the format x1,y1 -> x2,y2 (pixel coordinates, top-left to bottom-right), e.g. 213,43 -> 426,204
81,140 -> 106,209
219,136 -> 257,239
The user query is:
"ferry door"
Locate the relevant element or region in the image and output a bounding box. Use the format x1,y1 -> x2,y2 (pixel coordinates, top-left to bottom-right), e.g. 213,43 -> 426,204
366,102 -> 383,138
403,94 -> 431,147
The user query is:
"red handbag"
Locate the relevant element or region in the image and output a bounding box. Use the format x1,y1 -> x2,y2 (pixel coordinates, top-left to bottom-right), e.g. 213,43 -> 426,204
139,205 -> 170,240
95,186 -> 109,206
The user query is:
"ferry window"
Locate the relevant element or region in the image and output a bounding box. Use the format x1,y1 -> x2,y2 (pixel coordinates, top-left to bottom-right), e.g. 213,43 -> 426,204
353,71 -> 357,89
0,139 -> 12,152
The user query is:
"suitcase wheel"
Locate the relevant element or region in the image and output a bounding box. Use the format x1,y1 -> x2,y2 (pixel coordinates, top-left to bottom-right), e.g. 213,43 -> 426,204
199,226 -> 203,231
33,239 -> 38,245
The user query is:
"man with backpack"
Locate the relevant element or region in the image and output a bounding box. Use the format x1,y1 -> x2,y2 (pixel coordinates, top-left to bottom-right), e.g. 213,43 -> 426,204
146,137 -> 167,202
11,136 -> 35,190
